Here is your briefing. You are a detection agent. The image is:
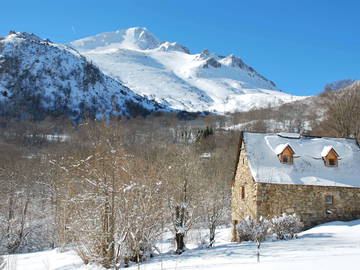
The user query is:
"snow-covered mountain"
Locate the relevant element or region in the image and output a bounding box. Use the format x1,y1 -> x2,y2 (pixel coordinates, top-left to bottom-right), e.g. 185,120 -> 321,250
70,27 -> 305,112
0,31 -> 166,120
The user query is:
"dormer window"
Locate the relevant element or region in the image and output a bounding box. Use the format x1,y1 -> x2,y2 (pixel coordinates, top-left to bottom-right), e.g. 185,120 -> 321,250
328,158 -> 336,166
282,156 -> 289,163
275,144 -> 295,165
321,146 -> 339,167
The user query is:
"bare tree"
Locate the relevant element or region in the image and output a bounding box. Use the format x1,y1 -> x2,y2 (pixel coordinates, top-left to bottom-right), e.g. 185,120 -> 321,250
0,156 -> 39,254
51,121 -> 129,268
198,157 -> 230,247
51,120 -> 169,268
317,82 -> 360,139
162,143 -> 201,254
196,130 -> 237,247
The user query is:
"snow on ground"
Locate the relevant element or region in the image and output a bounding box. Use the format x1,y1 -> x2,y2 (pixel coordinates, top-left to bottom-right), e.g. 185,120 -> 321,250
4,219 -> 360,270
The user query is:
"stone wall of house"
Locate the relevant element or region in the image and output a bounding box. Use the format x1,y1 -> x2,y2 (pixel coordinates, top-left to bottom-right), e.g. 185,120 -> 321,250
257,182 -> 360,228
231,146 -> 258,241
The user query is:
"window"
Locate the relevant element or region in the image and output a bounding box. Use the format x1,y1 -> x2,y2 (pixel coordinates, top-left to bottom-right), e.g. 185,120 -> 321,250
325,195 -> 333,205
280,155 -> 293,164
241,186 -> 245,199
328,159 -> 336,167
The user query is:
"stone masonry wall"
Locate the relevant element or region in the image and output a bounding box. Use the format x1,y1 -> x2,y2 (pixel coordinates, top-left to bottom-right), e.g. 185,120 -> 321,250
231,147 -> 257,222
257,182 -> 360,228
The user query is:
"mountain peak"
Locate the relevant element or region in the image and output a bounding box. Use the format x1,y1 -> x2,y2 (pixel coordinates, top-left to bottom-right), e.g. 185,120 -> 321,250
220,54 -> 246,68
70,27 -> 194,53
122,27 -> 160,50
69,27 -> 162,52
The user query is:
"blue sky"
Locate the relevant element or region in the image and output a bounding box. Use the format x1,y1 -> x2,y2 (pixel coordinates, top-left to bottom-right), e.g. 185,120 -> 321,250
1,0 -> 359,96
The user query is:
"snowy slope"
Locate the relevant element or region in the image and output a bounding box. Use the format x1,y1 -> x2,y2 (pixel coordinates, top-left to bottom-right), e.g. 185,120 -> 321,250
0,31 -> 167,120
6,219 -> 360,270
70,27 -> 305,113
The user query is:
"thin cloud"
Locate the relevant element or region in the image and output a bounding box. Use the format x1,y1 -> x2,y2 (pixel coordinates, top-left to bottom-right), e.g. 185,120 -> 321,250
71,25 -> 77,35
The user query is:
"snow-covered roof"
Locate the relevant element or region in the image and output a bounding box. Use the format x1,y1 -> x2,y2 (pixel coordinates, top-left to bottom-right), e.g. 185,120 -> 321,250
243,132 -> 360,188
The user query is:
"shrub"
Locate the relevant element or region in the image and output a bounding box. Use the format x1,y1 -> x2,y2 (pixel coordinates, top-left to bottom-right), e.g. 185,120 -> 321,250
270,213 -> 303,240
236,216 -> 270,243
0,256 -> 5,270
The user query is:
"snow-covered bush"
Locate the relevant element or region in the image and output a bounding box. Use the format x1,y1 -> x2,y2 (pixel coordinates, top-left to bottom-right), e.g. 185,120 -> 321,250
270,213 -> 303,240
236,216 -> 270,243
189,227 -> 209,248
236,217 -> 254,241
0,256 -> 5,270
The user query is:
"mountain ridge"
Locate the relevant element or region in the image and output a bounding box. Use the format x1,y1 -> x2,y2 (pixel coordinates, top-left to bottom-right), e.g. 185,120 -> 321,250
70,27 -> 305,113
0,31 -> 168,120
0,28 -> 306,121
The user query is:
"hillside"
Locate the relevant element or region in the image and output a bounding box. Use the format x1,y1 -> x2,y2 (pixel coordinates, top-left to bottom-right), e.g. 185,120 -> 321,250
0,31 -> 167,120
70,27 -> 305,113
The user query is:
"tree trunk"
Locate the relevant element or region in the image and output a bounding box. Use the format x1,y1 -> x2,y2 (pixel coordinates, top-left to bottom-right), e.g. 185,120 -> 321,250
7,196 -> 30,254
208,223 -> 216,247
101,198 -> 115,268
231,220 -> 238,242
175,232 -> 185,254
174,204 -> 186,254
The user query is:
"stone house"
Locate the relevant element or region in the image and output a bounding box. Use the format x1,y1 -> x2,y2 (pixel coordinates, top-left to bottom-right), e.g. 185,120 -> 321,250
231,132 -> 360,239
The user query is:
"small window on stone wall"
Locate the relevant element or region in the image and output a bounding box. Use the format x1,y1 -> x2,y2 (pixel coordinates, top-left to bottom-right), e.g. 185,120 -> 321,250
241,186 -> 245,199
325,195 -> 333,205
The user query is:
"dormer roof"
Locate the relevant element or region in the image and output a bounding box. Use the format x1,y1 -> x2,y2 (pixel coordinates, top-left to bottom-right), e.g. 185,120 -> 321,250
321,146 -> 339,158
275,143 -> 295,155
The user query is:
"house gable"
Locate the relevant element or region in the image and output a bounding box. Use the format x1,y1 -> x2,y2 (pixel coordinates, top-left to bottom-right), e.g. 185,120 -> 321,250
231,139 -> 258,231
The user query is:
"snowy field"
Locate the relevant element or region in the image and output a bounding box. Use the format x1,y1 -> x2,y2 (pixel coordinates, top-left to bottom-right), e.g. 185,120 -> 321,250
3,219 -> 360,270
